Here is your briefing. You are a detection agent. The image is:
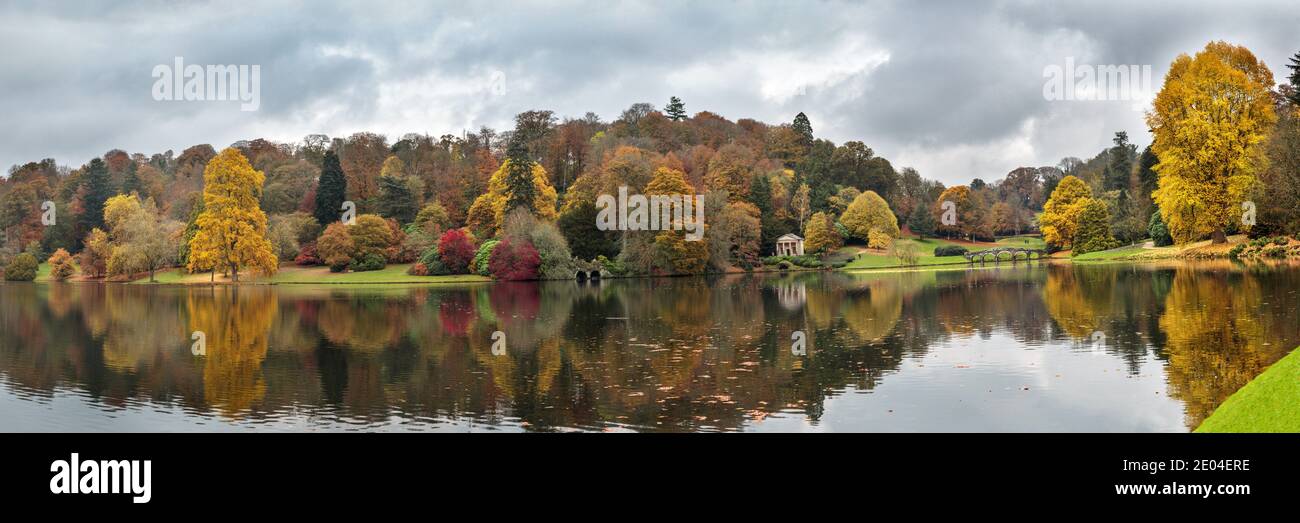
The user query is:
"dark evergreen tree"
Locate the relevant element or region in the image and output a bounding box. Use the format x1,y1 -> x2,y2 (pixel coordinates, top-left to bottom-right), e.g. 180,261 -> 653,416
907,200 -> 937,239
558,200 -> 618,260
120,162 -> 141,196
665,96 -> 687,121
76,158 -> 112,245
749,173 -> 783,250
177,196 -> 204,266
314,150 -> 347,226
1104,131 -> 1136,192
1136,145 -> 1159,200
796,139 -> 835,212
1148,209 -> 1173,247
792,112 -> 814,146
377,175 -> 417,224
1287,51 -> 1300,107
504,135 -> 537,214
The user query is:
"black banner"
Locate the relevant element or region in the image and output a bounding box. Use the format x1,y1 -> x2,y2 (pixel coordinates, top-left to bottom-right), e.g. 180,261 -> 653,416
0,433 -> 1292,511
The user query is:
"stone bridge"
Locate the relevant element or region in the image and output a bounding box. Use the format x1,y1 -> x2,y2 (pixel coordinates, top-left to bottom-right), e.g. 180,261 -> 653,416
963,247 -> 1048,263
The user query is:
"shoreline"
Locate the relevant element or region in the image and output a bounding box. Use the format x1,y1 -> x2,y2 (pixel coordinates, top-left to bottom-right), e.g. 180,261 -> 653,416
12,234 -> 1293,286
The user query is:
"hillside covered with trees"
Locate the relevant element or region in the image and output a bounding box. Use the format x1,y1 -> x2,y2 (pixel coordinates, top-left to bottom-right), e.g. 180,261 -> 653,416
3,42 -> 1299,282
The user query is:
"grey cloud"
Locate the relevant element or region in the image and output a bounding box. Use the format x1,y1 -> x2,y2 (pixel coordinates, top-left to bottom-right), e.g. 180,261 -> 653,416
1,0 -> 1296,187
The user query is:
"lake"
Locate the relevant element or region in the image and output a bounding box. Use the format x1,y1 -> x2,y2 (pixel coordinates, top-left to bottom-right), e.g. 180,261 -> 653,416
1,260 -> 1297,432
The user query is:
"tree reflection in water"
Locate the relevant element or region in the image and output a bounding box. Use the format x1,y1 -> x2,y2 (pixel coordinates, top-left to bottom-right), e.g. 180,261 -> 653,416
1,261 -> 1297,431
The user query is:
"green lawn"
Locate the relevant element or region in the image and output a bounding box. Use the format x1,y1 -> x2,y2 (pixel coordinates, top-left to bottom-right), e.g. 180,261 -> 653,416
34,262 -> 53,281
1197,346 -> 1300,433
1071,242 -> 1180,261
840,235 -> 1047,270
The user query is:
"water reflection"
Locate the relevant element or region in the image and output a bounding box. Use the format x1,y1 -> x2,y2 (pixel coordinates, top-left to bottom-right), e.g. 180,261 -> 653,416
1,261 -> 1297,432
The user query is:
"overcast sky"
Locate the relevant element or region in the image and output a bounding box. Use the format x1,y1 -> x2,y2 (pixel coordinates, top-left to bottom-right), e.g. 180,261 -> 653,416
1,0 -> 1296,185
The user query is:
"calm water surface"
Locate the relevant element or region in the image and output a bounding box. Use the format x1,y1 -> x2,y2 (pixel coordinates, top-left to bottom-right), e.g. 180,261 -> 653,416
2,260 -> 1298,432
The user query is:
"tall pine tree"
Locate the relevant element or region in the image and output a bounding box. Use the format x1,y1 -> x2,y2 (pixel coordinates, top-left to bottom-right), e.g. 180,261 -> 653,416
314,150 -> 347,226
503,135 -> 537,214
377,174 -> 417,224
76,158 -> 113,246
1287,51 -> 1300,107
907,201 -> 937,239
792,112 -> 814,146
665,96 -> 687,121
749,173 -> 783,251
121,162 -> 141,196
1103,131 -> 1135,192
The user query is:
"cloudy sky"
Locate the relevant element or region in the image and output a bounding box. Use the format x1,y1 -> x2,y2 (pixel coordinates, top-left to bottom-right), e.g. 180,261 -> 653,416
1,0 -> 1296,185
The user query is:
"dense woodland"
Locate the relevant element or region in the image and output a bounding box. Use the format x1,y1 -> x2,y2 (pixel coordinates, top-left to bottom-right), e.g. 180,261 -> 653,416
2,43 -> 1299,282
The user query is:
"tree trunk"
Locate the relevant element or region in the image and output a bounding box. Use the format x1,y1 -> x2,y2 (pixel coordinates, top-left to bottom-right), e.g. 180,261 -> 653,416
1211,229 -> 1228,244
230,263 -> 240,283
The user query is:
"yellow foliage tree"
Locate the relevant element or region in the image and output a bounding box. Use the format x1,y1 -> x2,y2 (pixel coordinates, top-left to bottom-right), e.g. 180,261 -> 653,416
840,190 -> 899,246
1147,41 -> 1277,244
186,148 -> 278,281
1040,175 -> 1092,249
803,211 -> 841,254
466,159 -> 558,238
646,167 -> 708,273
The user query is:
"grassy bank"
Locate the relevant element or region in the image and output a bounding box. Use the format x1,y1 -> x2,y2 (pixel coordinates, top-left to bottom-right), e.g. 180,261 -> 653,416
1196,346 -> 1300,433
1071,235 -> 1251,262
840,235 -> 1049,270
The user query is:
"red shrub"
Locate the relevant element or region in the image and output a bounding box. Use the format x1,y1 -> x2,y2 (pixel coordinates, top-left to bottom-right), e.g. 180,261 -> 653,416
294,242 -> 321,266
408,262 -> 429,276
487,238 -> 540,280
437,228 -> 478,274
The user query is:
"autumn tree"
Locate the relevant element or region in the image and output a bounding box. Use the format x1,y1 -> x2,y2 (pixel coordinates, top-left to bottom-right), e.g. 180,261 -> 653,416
186,148 -> 278,281
934,185 -> 991,241
47,248 -> 76,281
804,211 -> 842,254
316,222 -> 355,271
1147,41 -> 1277,244
79,228 -> 111,278
704,144 -> 755,200
102,194 -> 181,281
413,202 -> 450,234
646,167 -> 708,272
339,132 -> 388,201
1040,176 -> 1092,249
350,214 -> 395,269
840,190 -> 899,248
